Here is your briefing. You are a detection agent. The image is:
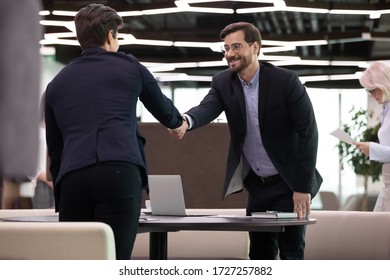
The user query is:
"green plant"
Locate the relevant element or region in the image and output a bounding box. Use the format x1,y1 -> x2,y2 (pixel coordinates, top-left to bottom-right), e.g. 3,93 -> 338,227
337,107 -> 382,210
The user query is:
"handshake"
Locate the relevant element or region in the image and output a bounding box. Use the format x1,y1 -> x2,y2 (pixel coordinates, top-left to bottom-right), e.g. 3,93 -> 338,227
168,114 -> 189,140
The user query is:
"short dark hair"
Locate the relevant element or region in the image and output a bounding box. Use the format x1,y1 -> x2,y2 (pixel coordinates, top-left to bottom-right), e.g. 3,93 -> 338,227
74,4 -> 123,50
219,22 -> 262,52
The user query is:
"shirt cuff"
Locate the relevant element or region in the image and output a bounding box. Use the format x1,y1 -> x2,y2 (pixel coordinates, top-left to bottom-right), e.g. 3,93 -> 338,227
183,113 -> 193,130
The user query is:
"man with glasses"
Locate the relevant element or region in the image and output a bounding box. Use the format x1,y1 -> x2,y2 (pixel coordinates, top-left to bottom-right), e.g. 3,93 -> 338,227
171,22 -> 322,260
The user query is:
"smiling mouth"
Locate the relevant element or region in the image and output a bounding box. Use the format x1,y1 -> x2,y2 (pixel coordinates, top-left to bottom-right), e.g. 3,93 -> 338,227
228,57 -> 240,65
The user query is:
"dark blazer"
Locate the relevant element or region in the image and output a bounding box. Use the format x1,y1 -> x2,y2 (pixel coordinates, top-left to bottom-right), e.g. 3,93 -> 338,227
45,47 -> 183,190
186,61 -> 322,198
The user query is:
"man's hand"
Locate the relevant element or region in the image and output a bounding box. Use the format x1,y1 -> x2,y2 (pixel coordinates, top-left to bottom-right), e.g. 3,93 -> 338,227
168,114 -> 188,140
293,192 -> 311,219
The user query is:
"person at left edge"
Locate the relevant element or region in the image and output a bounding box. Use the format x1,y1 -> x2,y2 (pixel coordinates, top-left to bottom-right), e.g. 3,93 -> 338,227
44,4 -> 186,260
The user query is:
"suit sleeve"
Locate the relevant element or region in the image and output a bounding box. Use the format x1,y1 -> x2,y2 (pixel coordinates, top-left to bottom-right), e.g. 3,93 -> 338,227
185,77 -> 225,128
44,89 -> 63,184
137,62 -> 183,129
287,73 -> 319,193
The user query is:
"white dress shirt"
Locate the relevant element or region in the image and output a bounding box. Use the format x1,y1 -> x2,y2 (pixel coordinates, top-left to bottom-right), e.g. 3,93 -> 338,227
370,102 -> 390,162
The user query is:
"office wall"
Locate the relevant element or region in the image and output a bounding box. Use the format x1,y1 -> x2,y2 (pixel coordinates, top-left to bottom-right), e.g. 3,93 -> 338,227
139,123 -> 247,208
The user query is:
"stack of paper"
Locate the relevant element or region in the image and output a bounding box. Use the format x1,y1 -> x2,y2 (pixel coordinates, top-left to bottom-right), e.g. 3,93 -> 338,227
329,128 -> 355,145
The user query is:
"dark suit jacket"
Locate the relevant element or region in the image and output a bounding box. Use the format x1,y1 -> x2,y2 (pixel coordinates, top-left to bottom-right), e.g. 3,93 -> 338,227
45,47 -> 183,191
186,61 -> 322,198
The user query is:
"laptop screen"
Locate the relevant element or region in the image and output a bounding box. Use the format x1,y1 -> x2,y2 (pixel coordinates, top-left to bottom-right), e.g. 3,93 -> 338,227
148,175 -> 187,216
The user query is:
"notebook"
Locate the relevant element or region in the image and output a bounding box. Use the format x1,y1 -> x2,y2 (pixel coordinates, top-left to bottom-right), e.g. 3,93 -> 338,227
147,175 -> 204,216
251,211 -> 298,219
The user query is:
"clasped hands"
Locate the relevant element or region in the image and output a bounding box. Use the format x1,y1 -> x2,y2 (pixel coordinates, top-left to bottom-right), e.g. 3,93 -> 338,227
168,114 -> 188,140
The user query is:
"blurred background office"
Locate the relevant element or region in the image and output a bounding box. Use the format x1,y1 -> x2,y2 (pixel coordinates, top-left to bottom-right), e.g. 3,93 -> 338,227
4,0 -> 389,210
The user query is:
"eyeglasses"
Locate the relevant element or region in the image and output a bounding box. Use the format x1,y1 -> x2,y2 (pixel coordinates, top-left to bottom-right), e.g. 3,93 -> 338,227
221,42 -> 254,54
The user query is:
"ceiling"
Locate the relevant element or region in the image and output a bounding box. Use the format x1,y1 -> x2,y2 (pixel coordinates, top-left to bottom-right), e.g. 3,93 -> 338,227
40,0 -> 390,88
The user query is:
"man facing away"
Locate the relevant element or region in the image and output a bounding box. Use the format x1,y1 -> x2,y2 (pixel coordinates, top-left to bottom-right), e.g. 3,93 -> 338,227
45,4 -> 187,259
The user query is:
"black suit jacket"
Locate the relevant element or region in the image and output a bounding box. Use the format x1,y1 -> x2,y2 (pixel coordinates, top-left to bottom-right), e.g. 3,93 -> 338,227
186,61 -> 322,198
45,47 -> 183,190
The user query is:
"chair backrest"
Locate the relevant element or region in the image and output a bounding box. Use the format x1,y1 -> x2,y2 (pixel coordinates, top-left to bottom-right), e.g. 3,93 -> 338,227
0,221 -> 116,260
341,194 -> 377,211
305,210 -> 390,259
319,191 -> 340,210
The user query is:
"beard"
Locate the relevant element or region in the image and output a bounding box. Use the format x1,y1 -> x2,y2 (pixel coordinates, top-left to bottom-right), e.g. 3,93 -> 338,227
227,54 -> 253,73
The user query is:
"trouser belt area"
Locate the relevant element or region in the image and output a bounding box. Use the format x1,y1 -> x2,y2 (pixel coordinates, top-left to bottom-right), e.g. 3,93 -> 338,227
251,172 -> 281,185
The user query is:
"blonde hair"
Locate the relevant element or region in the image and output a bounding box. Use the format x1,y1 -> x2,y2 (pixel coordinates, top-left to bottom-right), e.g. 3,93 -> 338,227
359,61 -> 390,102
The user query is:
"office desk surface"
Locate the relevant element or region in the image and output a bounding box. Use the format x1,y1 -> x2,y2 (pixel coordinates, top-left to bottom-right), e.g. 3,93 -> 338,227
138,215 -> 316,232
0,214 -> 316,231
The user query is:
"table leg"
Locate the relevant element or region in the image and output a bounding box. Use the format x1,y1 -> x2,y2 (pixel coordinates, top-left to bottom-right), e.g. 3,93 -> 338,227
149,232 -> 168,260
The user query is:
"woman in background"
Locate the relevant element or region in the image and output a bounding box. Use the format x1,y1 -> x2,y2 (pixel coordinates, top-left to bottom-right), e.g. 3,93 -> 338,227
355,61 -> 390,211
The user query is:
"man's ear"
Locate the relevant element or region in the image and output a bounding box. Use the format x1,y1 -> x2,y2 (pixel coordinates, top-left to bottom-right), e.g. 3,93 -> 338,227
107,30 -> 112,44
253,41 -> 260,56
111,29 -> 117,39
107,30 -> 115,45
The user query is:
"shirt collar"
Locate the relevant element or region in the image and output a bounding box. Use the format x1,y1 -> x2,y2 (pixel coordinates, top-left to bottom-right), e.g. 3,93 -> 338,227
238,66 -> 260,88
81,46 -> 107,56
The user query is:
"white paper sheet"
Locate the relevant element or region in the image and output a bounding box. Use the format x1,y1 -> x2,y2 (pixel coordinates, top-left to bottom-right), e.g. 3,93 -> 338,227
330,128 -> 355,145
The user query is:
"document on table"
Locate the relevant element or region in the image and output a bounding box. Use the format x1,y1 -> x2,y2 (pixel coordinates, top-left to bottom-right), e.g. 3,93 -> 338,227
251,211 -> 298,219
330,128 -> 355,145
206,215 -> 252,219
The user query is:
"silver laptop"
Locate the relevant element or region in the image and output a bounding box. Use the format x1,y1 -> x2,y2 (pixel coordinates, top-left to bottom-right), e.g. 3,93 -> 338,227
147,175 -> 203,216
